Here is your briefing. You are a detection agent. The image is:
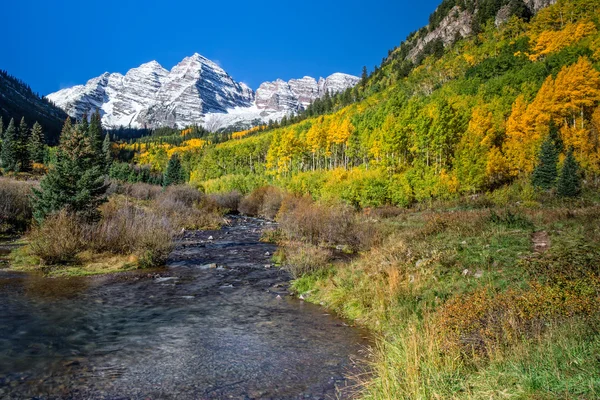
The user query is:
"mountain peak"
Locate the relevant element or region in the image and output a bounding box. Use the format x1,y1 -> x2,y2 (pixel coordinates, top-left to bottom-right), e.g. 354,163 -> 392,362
47,54 -> 359,129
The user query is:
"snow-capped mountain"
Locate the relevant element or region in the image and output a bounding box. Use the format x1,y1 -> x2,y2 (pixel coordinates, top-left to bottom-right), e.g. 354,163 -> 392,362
47,53 -> 359,130
255,73 -> 360,112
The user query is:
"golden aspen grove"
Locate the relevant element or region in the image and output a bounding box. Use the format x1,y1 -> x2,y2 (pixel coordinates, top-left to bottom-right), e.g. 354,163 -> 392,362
117,0 -> 600,208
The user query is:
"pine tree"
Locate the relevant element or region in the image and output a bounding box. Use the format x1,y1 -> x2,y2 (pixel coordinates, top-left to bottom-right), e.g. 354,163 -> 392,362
361,66 -> 368,87
29,122 -> 45,164
532,130 -> 559,190
557,148 -> 581,197
89,110 -> 104,157
163,153 -> 185,186
17,117 -> 31,172
102,132 -> 112,169
1,118 -> 18,172
0,116 -> 4,160
32,118 -> 107,223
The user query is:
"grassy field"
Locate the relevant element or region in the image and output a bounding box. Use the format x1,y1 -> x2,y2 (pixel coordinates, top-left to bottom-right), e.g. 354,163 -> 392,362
271,186 -> 600,399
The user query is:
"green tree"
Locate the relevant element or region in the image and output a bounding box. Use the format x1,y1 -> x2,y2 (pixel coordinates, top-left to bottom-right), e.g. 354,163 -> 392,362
102,132 -> 112,169
89,110 -> 104,158
531,132 -> 559,190
29,122 -> 45,164
361,66 -> 368,87
32,118 -> 107,223
0,116 -> 4,160
1,118 -> 18,172
163,153 -> 185,186
17,117 -> 31,172
557,148 -> 581,197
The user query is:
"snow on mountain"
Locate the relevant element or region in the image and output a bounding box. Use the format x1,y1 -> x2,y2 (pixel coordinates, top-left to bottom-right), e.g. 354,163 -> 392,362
47,53 -> 359,130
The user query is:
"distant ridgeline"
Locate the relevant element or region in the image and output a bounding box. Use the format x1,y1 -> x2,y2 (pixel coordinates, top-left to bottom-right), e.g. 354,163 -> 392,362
0,70 -> 68,144
116,0 -> 600,207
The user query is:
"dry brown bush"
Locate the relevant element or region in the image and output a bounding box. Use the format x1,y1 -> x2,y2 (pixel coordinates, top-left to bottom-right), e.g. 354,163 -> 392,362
208,191 -> 242,213
107,181 -> 163,201
154,185 -> 222,230
238,186 -> 283,219
0,178 -> 37,233
277,195 -> 356,247
29,210 -> 88,265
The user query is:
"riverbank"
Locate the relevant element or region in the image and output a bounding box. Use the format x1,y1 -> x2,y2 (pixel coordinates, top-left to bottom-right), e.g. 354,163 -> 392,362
280,200 -> 600,399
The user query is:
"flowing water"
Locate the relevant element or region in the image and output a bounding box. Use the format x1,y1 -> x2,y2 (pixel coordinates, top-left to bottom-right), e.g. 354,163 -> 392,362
0,217 -> 370,399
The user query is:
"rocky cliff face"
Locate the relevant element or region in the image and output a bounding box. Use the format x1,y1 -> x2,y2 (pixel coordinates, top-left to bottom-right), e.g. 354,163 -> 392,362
406,0 -> 556,62
47,54 -> 359,130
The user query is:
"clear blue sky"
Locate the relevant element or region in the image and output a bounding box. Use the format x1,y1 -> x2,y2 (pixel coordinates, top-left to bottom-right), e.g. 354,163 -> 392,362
3,0 -> 440,96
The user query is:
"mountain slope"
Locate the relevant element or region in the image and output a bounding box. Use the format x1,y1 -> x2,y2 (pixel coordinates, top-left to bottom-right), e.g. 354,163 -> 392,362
47,54 -> 359,130
0,70 -> 69,143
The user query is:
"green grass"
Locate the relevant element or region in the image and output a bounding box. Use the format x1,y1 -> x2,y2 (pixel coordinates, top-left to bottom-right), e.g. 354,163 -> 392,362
286,200 -> 600,399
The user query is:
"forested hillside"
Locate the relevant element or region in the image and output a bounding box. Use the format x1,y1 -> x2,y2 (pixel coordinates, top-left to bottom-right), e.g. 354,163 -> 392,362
119,0 -> 600,207
0,70 -> 69,143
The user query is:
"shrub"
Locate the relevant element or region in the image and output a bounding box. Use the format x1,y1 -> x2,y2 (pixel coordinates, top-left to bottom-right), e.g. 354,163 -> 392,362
488,209 -> 534,229
238,186 -> 283,219
154,185 -> 222,229
0,178 -> 37,233
28,210 -> 87,265
283,242 -> 332,278
277,195 -> 356,246
208,191 -> 242,213
92,200 -> 175,268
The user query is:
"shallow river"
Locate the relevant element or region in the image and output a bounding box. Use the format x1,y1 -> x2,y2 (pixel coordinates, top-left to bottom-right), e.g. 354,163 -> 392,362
0,217 -> 369,399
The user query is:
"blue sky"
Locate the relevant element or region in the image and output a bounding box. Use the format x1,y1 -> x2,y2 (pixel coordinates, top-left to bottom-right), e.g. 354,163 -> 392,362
3,0 -> 440,96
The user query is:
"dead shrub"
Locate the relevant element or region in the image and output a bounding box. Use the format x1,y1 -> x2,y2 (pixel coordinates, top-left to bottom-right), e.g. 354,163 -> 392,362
93,200 -> 175,268
208,191 -> 242,213
152,185 -> 222,230
283,242 -> 333,278
0,178 -> 37,233
29,210 -> 87,265
277,195 -> 356,247
107,181 -> 163,201
238,186 -> 283,219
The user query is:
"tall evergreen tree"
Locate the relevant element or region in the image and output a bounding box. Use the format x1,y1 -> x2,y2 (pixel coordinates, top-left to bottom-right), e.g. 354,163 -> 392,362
532,131 -> 559,190
557,148 -> 581,197
29,121 -> 45,164
0,116 -> 4,159
163,153 -> 185,186
17,117 -> 31,172
361,66 -> 368,87
102,132 -> 112,169
1,118 -> 18,172
32,118 -> 107,223
89,110 -> 104,158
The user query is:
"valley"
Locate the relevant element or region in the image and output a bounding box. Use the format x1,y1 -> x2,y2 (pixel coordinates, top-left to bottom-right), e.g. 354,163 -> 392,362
1,0 -> 600,398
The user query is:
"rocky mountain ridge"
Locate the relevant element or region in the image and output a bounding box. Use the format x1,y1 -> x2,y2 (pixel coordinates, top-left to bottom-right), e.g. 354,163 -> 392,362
47,54 -> 358,130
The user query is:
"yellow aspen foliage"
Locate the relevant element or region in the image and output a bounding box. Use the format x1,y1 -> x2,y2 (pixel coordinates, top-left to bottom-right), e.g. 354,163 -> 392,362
505,57 -> 600,176
486,147 -> 510,186
529,21 -> 597,61
306,120 -> 327,154
231,126 -> 261,140
454,107 -> 496,192
552,56 -> 600,118
504,96 -> 542,176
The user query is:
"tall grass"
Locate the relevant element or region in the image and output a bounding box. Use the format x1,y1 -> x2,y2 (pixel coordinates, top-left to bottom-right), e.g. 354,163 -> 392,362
276,191 -> 600,399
